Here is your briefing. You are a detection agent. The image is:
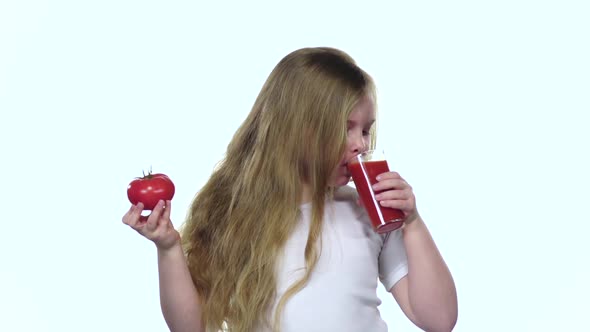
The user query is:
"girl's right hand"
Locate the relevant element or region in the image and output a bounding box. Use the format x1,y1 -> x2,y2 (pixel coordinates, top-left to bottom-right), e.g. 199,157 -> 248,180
122,199 -> 181,251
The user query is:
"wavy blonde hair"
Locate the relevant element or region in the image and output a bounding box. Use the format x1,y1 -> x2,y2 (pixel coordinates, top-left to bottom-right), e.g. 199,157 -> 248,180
180,47 -> 377,332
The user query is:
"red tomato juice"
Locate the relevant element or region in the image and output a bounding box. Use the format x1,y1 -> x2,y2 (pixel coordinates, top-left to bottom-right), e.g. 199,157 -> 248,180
348,160 -> 405,233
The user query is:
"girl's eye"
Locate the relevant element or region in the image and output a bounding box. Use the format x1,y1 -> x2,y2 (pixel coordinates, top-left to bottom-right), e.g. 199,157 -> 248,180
362,130 -> 371,136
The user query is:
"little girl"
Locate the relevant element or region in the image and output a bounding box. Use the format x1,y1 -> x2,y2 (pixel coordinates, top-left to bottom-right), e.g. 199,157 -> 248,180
123,47 -> 457,332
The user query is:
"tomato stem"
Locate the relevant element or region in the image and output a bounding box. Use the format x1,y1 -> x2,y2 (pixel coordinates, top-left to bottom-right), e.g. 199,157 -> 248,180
138,167 -> 155,180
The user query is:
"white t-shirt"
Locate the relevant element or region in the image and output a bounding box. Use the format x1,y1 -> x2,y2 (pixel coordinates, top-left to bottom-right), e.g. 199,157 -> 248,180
265,185 -> 409,332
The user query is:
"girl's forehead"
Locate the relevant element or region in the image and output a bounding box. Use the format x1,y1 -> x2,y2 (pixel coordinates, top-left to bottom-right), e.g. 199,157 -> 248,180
348,96 -> 376,122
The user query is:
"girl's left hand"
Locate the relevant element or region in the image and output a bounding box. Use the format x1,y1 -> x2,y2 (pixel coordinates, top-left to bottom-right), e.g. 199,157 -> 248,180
372,171 -> 420,224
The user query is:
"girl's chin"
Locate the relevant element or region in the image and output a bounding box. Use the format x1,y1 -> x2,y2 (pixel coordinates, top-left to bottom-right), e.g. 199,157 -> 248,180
331,175 -> 352,187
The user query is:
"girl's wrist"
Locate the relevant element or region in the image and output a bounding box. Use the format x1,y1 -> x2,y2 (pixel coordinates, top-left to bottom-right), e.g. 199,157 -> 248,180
402,213 -> 423,232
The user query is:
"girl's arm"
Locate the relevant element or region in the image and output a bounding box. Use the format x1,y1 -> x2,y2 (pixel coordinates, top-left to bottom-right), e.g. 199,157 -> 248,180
373,173 -> 458,331
158,243 -> 206,332
390,216 -> 457,332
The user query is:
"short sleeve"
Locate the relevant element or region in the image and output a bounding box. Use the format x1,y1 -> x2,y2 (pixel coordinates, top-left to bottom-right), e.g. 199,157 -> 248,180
378,228 -> 409,291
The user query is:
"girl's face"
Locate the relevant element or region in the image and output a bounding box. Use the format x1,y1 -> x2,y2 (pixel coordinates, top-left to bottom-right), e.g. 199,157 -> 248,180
331,95 -> 376,187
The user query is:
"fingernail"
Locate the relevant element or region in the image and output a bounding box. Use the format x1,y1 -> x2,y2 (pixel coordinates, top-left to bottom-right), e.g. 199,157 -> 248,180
376,175 -> 382,181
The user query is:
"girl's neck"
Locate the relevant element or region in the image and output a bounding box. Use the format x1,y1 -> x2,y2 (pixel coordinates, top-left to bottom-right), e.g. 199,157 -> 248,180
300,184 -> 312,205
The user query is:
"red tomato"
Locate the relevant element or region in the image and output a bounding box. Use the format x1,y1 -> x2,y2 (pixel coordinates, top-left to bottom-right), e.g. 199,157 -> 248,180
127,171 -> 175,210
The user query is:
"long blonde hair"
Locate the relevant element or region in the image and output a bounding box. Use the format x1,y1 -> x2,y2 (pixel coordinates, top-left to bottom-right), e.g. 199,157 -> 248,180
180,47 -> 377,332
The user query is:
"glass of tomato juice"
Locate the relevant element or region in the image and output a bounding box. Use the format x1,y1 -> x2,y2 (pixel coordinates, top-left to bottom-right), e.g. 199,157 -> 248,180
347,150 -> 405,233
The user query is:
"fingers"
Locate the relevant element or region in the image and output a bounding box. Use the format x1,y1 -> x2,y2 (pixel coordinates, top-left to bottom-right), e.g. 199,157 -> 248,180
145,200 -> 165,232
162,200 -> 172,221
375,190 -> 407,201
122,203 -> 144,230
376,171 -> 401,181
123,200 -> 174,246
379,197 -> 415,211
121,205 -> 134,225
374,187 -> 413,210
372,178 -> 409,192
371,171 -> 417,213
135,203 -> 148,223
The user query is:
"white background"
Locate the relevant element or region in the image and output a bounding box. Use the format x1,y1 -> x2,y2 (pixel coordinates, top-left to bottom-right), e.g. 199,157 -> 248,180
1,1 -> 589,331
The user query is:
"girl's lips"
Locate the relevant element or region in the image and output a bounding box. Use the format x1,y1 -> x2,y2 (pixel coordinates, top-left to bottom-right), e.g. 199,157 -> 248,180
341,164 -> 351,177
